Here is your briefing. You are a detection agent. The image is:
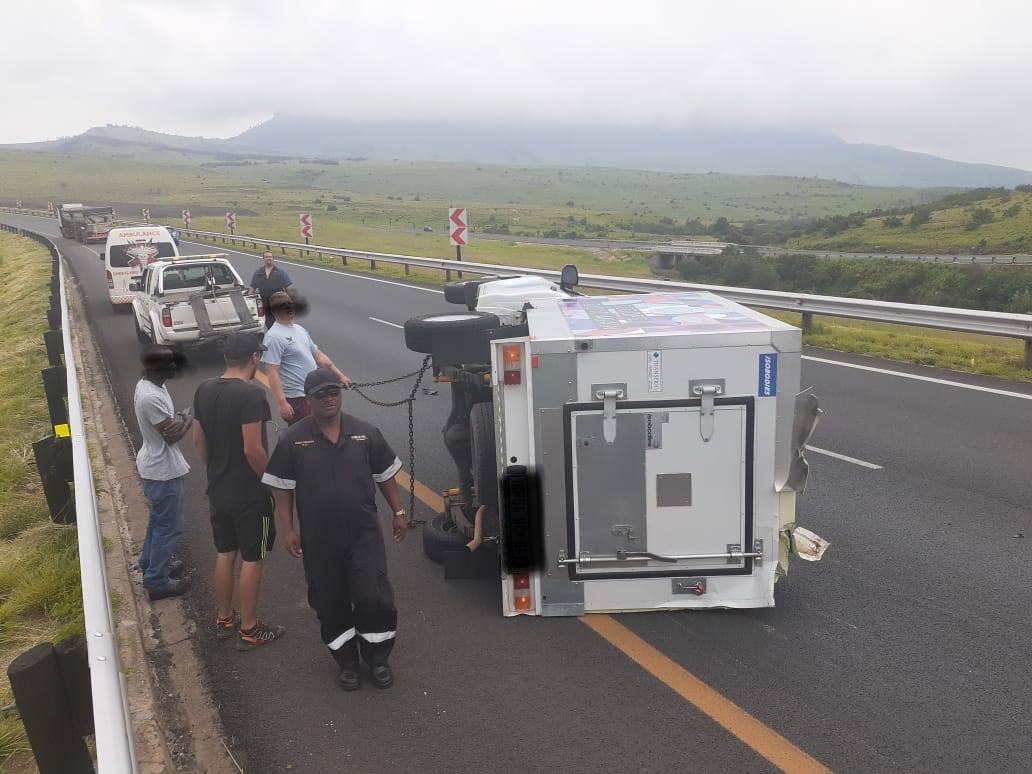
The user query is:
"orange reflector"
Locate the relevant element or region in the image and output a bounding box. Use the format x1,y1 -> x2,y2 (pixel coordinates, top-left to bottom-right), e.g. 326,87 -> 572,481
502,344 -> 522,363
513,573 -> 530,590
515,595 -> 533,611
531,355 -> 539,368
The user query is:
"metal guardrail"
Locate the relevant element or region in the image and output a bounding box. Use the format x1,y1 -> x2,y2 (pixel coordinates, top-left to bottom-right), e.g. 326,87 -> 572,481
175,226 -> 1032,365
0,223 -> 137,772
1,208 -> 1029,365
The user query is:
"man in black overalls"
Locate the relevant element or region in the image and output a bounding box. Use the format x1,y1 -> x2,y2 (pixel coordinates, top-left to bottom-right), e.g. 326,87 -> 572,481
250,251 -> 296,329
263,368 -> 409,690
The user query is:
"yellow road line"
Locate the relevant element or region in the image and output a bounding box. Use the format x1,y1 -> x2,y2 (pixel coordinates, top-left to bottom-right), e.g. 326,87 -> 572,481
580,615 -> 831,774
254,371 -> 827,771
394,470 -> 444,513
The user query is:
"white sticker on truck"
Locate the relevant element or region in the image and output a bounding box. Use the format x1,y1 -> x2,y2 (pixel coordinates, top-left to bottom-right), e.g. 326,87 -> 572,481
647,350 -> 663,392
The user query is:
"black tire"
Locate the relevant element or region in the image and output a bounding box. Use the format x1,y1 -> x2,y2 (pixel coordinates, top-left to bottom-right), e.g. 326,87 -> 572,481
133,314 -> 149,344
404,311 -> 499,354
469,401 -> 498,511
422,513 -> 469,565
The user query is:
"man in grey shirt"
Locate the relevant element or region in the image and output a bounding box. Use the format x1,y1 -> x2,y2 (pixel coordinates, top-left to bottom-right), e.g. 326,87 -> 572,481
135,345 -> 193,600
261,291 -> 351,425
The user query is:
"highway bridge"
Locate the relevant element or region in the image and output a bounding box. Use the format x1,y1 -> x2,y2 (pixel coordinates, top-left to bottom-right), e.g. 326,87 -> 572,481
3,211 -> 1030,773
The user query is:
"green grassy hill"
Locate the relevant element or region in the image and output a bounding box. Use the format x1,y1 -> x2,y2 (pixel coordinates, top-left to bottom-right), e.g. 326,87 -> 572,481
0,149 -> 949,233
789,189 -> 1032,254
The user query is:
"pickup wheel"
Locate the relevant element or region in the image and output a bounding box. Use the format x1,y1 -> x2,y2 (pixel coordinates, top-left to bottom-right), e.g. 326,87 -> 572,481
403,311 -> 500,354
469,401 -> 498,513
133,314 -> 149,344
422,513 -> 469,565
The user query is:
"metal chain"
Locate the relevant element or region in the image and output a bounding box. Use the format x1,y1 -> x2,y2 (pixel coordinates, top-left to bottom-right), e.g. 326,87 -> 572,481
346,356 -> 432,527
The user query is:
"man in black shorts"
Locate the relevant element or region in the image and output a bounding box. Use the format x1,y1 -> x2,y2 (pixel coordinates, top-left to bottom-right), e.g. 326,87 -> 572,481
193,333 -> 285,651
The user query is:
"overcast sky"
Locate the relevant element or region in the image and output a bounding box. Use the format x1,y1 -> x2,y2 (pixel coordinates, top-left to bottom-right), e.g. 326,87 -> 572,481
4,0 -> 1031,168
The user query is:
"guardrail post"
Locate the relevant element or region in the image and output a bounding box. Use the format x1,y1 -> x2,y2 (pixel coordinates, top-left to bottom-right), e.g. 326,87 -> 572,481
32,435 -> 75,523
370,258 -> 377,271
7,643 -> 94,773
341,255 -> 348,267
42,366 -> 69,428
800,312 -> 813,333
445,268 -> 452,282
281,245 -> 286,255
54,636 -> 94,737
43,329 -> 64,367
1025,340 -> 1032,370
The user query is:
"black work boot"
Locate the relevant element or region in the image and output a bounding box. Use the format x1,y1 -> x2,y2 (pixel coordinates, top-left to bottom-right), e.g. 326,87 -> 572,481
333,651 -> 360,691
370,662 -> 393,690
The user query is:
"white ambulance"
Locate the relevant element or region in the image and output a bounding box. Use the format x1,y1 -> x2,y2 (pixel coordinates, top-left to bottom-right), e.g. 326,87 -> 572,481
100,226 -> 180,309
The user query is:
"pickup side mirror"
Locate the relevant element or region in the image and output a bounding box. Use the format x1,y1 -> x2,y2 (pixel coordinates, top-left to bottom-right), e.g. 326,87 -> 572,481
560,263 -> 579,290
99,251 -> 105,261
128,281 -> 141,292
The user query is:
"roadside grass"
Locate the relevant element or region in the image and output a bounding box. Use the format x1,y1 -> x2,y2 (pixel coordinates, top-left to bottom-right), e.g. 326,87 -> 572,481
188,230 -> 1032,383
0,232 -> 85,762
764,311 -> 1031,381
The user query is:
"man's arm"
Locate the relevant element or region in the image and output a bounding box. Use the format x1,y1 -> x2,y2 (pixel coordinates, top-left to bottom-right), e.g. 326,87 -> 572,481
269,487 -> 302,558
377,478 -> 408,543
262,363 -> 293,421
193,419 -> 208,464
312,349 -> 352,387
153,412 -> 192,444
241,422 -> 268,477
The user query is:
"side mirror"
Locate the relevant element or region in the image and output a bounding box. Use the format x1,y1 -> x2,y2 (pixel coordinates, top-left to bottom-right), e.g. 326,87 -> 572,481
560,264 -> 579,290
99,251 -> 105,261
128,282 -> 141,292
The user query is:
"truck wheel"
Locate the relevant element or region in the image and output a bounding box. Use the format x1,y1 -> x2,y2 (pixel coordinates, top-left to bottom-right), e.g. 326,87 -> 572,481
469,401 -> 498,512
403,311 -> 499,354
422,513 -> 469,565
133,315 -> 148,344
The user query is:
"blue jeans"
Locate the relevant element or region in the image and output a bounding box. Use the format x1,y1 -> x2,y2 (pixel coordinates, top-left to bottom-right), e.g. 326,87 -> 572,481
139,477 -> 186,592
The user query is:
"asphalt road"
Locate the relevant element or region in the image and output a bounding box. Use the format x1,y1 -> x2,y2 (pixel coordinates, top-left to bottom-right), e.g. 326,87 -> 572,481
5,212 -> 1032,773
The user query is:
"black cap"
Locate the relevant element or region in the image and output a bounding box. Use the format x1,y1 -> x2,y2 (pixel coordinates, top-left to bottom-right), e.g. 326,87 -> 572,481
224,332 -> 267,359
304,367 -> 342,395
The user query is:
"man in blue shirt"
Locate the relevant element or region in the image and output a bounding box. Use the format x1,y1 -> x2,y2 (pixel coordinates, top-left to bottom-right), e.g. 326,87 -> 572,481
261,292 -> 351,425
250,251 -> 296,330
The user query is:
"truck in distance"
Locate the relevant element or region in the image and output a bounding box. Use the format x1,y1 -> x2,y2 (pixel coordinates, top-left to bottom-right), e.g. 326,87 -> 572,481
56,203 -> 116,243
130,254 -> 265,348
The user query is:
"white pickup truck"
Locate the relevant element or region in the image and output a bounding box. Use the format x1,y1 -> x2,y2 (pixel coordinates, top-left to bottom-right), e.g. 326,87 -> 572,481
130,255 -> 265,347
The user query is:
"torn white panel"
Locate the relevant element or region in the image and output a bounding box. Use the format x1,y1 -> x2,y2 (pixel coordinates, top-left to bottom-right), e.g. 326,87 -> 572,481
792,526 -> 830,562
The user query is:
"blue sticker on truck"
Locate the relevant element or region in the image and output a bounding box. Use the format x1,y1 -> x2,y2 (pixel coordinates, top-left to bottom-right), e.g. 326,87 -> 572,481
758,353 -> 778,397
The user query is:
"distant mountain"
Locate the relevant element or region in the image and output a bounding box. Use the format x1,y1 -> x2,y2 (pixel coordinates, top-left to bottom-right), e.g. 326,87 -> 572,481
9,118 -> 1032,188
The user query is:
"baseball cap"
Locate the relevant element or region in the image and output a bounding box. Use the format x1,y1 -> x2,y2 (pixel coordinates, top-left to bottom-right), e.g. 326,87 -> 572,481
224,332 -> 267,360
304,367 -> 342,395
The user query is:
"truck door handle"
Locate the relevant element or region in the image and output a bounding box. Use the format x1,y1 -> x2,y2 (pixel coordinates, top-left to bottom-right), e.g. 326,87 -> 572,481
595,387 -> 624,445
691,383 -> 722,442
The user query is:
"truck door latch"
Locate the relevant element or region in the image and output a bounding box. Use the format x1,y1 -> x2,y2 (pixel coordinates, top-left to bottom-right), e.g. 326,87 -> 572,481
594,386 -> 625,444
690,380 -> 724,442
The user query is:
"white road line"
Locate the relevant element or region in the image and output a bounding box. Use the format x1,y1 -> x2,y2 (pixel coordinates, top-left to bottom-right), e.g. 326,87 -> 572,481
182,240 -> 444,295
805,445 -> 883,470
369,317 -> 403,329
802,355 -> 1032,400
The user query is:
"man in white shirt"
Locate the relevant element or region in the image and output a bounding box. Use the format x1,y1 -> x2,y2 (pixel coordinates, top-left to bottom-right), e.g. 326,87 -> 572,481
134,345 -> 193,600
261,291 -> 351,425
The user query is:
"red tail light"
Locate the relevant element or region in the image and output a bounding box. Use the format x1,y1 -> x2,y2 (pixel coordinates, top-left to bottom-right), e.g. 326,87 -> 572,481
256,298 -> 265,318
161,307 -> 173,328
105,270 -> 113,289
512,573 -> 532,611
502,344 -> 523,385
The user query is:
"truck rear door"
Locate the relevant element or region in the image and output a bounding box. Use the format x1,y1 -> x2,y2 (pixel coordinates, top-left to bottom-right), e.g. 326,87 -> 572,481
566,397 -> 755,579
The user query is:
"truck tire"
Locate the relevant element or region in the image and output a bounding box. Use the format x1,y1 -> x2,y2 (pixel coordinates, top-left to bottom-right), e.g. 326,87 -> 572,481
422,513 -> 469,565
404,311 -> 499,354
469,401 -> 498,511
133,315 -> 149,344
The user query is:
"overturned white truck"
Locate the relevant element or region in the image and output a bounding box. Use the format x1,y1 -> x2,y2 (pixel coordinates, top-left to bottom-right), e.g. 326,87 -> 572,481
404,266 -> 826,617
